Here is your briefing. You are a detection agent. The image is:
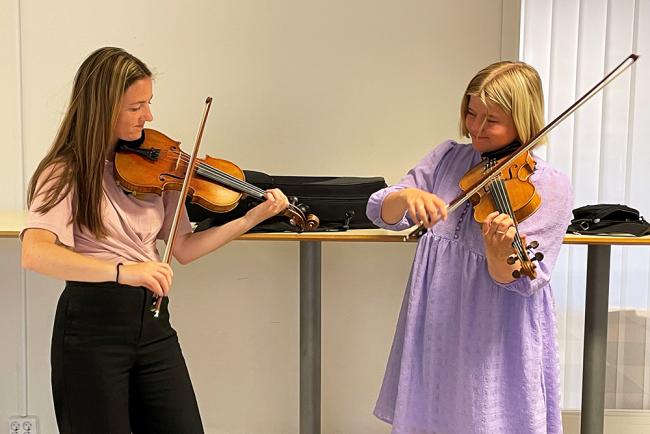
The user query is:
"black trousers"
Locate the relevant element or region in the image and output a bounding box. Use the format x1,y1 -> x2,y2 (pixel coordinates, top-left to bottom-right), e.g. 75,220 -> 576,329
51,281 -> 204,434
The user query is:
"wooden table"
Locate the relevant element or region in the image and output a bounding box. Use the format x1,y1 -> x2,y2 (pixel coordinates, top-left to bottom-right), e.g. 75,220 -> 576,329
6,214 -> 650,434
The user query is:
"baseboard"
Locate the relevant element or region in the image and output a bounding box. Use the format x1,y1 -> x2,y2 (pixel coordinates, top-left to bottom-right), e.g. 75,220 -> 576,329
562,409 -> 650,434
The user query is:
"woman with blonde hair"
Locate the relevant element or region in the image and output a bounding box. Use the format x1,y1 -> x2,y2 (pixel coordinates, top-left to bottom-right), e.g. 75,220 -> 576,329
21,47 -> 289,434
368,61 -> 573,433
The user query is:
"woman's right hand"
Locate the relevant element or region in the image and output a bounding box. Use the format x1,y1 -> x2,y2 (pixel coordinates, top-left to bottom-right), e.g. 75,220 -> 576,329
399,188 -> 448,228
22,228 -> 174,296
118,262 -> 173,297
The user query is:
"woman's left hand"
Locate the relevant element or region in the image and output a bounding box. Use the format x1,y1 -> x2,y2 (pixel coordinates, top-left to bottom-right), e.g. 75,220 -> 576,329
481,211 -> 520,259
481,211 -> 524,283
245,188 -> 290,224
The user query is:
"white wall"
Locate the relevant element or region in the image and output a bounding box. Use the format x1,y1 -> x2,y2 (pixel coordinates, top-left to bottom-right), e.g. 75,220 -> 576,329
1,1 -> 519,433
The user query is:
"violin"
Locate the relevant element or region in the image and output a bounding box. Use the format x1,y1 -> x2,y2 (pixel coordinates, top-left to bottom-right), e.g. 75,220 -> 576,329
460,148 -> 544,279
113,128 -> 320,231
405,53 -> 639,280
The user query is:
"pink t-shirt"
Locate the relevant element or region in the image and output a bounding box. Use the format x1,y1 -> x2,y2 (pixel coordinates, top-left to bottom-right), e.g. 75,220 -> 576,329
22,160 -> 192,264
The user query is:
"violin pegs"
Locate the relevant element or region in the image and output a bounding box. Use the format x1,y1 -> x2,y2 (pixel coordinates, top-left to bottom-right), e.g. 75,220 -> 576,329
528,240 -> 539,249
534,252 -> 544,261
507,255 -> 517,265
512,269 -> 521,279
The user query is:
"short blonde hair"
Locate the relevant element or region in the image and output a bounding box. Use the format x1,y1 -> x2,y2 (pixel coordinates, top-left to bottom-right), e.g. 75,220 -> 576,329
459,61 -> 545,146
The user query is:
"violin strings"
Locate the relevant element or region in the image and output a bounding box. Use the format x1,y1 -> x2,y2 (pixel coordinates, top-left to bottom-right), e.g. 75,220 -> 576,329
490,178 -> 526,254
195,162 -> 265,198
153,149 -> 267,198
485,160 -> 527,265
491,179 -> 524,248
490,178 -> 527,267
174,151 -> 266,197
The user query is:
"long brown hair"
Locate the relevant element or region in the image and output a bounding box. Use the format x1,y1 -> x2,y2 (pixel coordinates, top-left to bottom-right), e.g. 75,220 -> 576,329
27,47 -> 151,238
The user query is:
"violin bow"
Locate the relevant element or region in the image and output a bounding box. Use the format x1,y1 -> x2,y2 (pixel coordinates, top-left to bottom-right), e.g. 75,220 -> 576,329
404,53 -> 639,241
152,97 -> 213,317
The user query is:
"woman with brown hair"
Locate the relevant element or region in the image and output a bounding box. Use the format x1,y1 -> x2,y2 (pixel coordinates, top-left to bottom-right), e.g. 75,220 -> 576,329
21,46 -> 288,434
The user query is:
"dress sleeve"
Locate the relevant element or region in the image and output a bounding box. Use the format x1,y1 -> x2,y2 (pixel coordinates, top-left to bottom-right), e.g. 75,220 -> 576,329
496,164 -> 574,297
366,140 -> 457,231
157,190 -> 193,242
21,164 -> 75,248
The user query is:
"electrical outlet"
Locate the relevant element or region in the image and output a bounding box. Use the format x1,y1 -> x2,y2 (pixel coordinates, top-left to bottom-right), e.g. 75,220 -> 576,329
8,416 -> 38,434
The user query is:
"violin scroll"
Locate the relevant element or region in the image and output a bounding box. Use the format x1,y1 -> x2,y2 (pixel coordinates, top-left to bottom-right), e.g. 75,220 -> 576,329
286,197 -> 320,231
507,239 -> 544,279
282,199 -> 320,232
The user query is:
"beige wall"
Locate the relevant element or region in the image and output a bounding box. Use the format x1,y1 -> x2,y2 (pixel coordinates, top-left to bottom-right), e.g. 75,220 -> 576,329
2,1 -> 519,433
0,0 -> 23,210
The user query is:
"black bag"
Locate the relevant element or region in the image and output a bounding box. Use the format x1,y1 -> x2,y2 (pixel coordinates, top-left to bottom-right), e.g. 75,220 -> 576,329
567,204 -> 650,236
189,170 -> 387,232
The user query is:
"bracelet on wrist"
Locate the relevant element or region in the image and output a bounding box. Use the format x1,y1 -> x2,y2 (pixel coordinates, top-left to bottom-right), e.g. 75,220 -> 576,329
116,262 -> 124,283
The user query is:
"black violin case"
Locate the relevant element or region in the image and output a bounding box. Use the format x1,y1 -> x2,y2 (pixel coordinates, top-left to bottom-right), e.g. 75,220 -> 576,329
567,204 -> 650,236
188,170 -> 387,232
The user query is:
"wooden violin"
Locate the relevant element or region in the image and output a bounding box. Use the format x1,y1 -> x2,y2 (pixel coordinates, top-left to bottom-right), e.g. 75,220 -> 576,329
458,148 -> 543,278
114,128 -> 320,231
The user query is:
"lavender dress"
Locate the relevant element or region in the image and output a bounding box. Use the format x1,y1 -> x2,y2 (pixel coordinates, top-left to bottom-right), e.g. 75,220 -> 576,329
367,141 -> 573,434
